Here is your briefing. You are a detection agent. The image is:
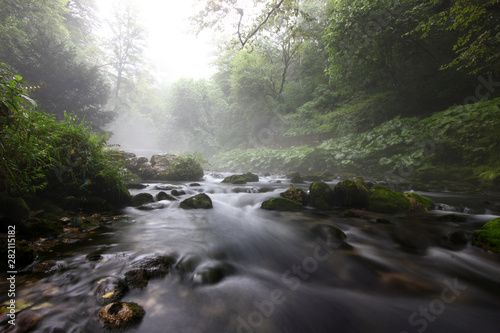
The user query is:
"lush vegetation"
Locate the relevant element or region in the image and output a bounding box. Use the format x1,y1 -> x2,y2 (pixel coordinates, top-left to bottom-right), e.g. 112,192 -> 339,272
0,64 -> 128,206
1,0 -> 499,192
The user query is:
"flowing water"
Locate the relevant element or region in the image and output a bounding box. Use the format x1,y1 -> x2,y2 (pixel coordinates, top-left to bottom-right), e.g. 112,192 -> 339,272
2,174 -> 500,333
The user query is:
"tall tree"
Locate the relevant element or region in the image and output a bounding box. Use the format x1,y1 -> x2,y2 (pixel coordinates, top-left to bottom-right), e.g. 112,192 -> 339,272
105,1 -> 146,103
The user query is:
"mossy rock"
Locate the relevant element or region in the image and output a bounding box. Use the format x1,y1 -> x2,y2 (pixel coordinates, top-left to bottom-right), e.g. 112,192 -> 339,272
472,218 -> 500,252
405,192 -> 434,211
0,195 -> 30,222
131,193 -> 155,207
222,172 -> 259,184
261,197 -> 303,211
98,302 -> 145,329
179,193 -> 213,209
332,179 -> 369,208
308,181 -> 334,210
368,185 -> 410,213
280,186 -> 309,206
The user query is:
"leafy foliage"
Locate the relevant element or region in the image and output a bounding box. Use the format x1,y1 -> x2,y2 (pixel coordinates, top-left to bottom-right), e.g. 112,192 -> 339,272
0,65 -> 126,203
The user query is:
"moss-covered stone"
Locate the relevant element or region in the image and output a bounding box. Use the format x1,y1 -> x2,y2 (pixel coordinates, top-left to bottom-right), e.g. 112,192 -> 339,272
368,185 -> 410,213
280,186 -> 309,206
98,302 -> 145,329
472,218 -> 500,252
261,197 -> 303,211
131,193 -> 155,207
222,172 -> 259,184
179,193 -> 213,209
332,179 -> 369,208
405,192 -> 434,211
308,181 -> 334,210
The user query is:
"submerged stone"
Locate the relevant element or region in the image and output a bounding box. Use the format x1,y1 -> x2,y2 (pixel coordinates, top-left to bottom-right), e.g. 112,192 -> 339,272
472,218 -> 500,252
180,193 -> 213,209
261,197 -> 303,211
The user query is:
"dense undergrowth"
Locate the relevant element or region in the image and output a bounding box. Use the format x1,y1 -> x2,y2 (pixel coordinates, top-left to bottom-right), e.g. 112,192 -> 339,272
0,64 -> 128,205
211,97 -> 500,191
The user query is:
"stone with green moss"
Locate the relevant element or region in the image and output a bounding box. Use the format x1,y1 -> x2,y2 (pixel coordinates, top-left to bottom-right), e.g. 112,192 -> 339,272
261,197 -> 303,211
405,192 -> 434,211
222,172 -> 259,184
308,181 -> 334,210
280,186 -> 309,206
472,218 -> 500,252
332,179 -> 369,208
98,302 -> 145,329
180,193 -> 213,209
368,185 -> 410,213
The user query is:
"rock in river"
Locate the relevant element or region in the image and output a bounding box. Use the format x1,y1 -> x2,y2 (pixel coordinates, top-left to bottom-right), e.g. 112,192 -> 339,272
180,193 -> 213,209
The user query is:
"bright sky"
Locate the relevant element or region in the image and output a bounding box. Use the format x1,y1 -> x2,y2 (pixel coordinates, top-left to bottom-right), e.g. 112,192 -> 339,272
97,0 -> 216,83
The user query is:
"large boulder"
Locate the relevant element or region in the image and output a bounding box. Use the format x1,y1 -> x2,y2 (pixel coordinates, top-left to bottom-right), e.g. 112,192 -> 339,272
308,181 -> 334,210
180,193 -> 213,209
222,172 -> 259,184
332,179 -> 369,208
472,218 -> 500,252
368,185 -> 410,213
261,197 -> 303,211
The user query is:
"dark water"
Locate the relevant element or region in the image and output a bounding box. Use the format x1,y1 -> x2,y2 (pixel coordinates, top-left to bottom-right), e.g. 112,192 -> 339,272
2,174 -> 500,333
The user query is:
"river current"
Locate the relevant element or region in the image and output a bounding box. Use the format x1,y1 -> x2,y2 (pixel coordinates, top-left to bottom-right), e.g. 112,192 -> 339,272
1,174 -> 500,333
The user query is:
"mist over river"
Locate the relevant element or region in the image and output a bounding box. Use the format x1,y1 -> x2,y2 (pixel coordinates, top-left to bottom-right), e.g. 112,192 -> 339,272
2,174 -> 500,333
